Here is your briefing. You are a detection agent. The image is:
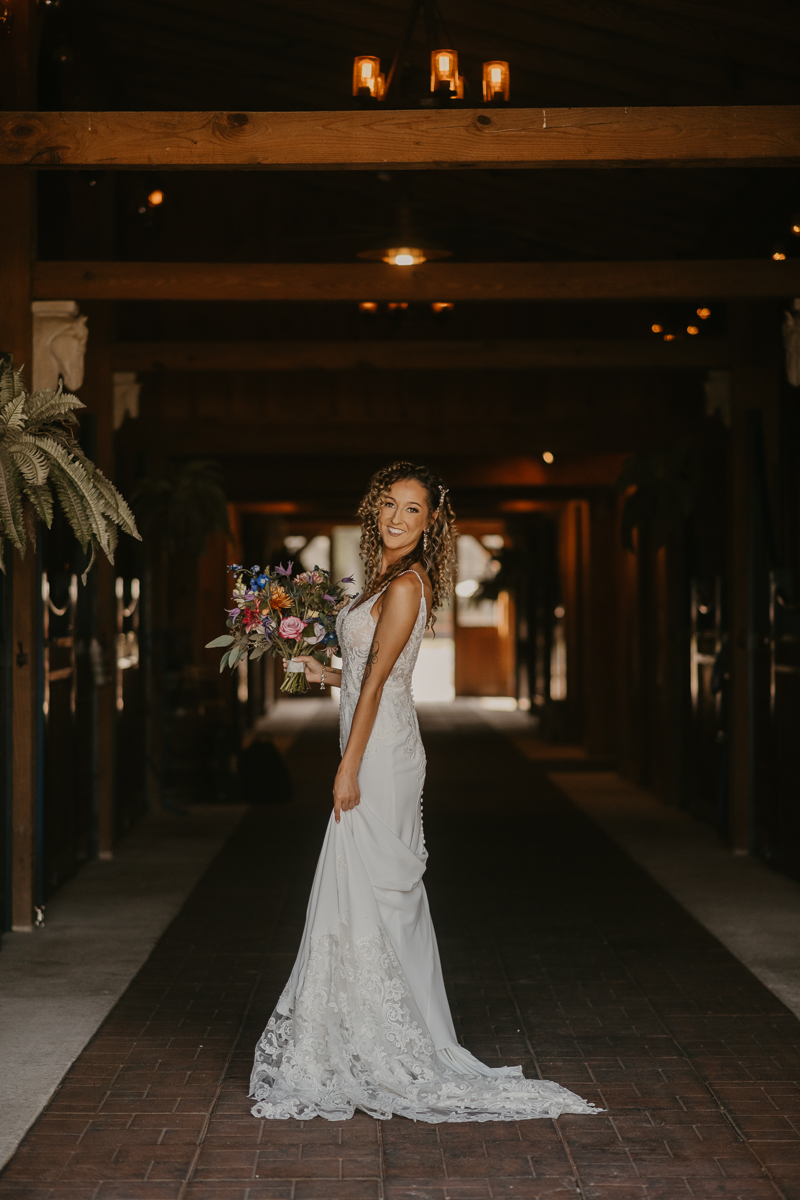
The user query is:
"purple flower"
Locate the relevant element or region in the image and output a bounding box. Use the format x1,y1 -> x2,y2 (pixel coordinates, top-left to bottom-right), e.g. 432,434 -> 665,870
342,575 -> 355,584
226,607 -> 241,619
323,593 -> 336,602
275,562 -> 293,577
244,590 -> 255,601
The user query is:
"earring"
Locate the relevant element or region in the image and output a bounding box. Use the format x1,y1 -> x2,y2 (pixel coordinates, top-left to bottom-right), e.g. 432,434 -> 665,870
423,529 -> 429,553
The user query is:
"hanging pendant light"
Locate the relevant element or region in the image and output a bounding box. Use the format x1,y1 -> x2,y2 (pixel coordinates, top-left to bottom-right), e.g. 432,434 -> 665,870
357,201 -> 451,268
351,0 -> 509,107
352,56 -> 385,100
430,48 -> 458,95
482,60 -> 509,103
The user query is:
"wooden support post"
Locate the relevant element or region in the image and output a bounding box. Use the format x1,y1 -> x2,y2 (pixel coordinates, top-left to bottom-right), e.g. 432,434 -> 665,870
10,546 -> 37,930
615,503 -> 646,784
1,0 -> 38,930
79,303 -> 117,859
727,303 -> 782,851
559,501 -> 587,743
584,490 -> 618,756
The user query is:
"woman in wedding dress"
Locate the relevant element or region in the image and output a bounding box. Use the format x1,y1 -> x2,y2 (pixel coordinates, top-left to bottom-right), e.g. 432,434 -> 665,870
249,461 -> 600,1124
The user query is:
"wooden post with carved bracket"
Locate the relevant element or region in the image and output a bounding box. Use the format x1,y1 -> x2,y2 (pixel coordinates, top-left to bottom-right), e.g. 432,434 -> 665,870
0,0 -> 39,930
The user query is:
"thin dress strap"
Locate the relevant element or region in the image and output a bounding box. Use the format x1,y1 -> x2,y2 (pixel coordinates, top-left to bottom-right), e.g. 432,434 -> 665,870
396,568 -> 426,599
396,569 -> 427,624
354,568 -> 427,615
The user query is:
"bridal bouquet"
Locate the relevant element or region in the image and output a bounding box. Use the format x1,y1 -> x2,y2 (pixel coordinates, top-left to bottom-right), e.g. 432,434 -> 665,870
206,562 -> 354,694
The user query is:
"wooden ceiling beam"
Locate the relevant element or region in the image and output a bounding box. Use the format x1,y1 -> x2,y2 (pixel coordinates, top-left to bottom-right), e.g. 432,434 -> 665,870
36,258 -> 800,302
112,338 -> 729,372
143,418 -> 696,457
3,107 -> 799,170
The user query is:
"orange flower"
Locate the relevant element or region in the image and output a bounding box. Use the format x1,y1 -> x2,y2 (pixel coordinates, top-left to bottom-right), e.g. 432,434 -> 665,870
269,586 -> 291,610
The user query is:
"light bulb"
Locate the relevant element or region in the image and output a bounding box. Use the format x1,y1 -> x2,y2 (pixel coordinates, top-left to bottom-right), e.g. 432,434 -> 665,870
431,48 -> 458,93
664,334 -> 676,342
482,60 -> 510,102
147,190 -> 164,207
651,324 -> 663,333
687,326 -> 699,335
352,56 -> 383,98
697,307 -> 711,319
773,251 -> 786,261
542,451 -> 554,464
382,246 -> 427,266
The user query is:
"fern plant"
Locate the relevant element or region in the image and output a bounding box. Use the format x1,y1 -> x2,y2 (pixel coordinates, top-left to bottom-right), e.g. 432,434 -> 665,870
0,356 -> 140,578
616,441 -> 694,553
131,459 -> 231,556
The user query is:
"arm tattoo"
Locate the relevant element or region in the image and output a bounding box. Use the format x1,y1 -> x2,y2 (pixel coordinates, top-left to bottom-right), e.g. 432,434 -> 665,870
363,617 -> 381,684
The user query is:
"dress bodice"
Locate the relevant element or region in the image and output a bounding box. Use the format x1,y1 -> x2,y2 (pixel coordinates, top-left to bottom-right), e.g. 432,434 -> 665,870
335,570 -> 427,760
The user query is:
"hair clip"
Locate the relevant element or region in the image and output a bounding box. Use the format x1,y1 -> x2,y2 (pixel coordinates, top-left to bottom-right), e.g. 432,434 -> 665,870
438,485 -> 448,507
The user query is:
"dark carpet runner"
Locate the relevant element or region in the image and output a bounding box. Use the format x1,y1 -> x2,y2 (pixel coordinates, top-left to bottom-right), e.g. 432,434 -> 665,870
1,710 -> 798,1200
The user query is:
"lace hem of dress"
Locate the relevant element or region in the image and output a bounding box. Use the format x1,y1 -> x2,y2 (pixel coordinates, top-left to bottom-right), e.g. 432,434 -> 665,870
249,926 -> 602,1124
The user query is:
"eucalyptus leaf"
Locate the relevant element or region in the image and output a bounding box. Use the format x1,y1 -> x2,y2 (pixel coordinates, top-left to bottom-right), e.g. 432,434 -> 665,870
206,634 -> 234,648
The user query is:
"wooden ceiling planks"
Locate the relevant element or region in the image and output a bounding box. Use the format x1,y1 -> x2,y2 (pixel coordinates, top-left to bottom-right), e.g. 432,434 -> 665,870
78,0 -> 800,111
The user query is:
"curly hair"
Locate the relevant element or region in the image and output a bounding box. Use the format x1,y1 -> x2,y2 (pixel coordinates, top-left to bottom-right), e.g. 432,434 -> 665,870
357,461 -> 457,626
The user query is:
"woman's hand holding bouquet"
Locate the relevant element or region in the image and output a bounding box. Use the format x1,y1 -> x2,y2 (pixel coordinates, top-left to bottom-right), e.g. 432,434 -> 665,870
206,562 -> 354,694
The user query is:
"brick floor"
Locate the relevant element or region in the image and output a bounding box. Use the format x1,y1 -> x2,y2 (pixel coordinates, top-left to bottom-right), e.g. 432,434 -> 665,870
1,711 -> 799,1200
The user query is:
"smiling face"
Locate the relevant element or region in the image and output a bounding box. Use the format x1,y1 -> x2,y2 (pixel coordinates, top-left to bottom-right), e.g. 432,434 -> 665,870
377,478 -> 432,562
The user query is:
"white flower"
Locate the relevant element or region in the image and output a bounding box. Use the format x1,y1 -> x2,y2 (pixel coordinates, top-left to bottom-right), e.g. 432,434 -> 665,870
303,622 -> 326,646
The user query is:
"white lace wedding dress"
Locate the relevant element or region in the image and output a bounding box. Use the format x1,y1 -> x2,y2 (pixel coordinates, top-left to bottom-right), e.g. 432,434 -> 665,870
249,570 -> 600,1123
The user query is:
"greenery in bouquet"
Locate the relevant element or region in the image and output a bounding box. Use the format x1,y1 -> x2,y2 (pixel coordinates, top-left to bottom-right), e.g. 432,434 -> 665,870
206,561 -> 355,693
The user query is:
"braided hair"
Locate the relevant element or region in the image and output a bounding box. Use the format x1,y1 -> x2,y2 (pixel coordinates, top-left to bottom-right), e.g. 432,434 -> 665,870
357,461 -> 457,626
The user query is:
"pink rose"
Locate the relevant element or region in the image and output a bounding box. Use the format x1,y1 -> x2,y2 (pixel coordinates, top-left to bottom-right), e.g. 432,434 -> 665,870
279,615 -> 306,641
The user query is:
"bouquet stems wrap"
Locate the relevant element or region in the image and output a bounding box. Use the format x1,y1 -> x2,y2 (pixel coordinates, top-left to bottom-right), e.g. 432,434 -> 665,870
281,658 -> 309,694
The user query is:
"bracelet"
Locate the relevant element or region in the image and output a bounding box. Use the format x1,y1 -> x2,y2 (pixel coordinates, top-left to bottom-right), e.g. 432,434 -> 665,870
320,665 -> 326,692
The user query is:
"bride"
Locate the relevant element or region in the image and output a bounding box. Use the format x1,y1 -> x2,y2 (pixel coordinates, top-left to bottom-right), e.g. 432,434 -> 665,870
249,460 -> 600,1123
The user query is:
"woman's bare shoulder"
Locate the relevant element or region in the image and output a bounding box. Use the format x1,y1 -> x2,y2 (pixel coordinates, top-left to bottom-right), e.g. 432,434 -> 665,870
384,570 -> 424,603
390,565 -> 430,593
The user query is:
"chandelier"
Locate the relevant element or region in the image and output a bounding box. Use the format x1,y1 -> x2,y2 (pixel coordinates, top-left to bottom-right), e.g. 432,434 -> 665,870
352,0 -> 509,107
